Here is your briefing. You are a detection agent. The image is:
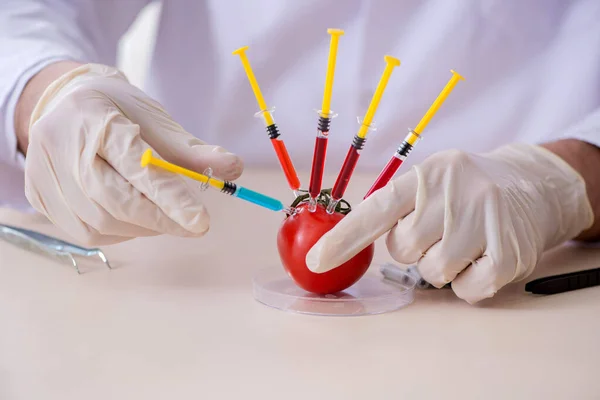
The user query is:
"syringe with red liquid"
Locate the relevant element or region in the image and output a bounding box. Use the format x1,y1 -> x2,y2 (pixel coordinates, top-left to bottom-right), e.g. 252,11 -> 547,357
326,55 -> 401,213
363,70 -> 464,199
233,46 -> 301,196
308,28 -> 344,211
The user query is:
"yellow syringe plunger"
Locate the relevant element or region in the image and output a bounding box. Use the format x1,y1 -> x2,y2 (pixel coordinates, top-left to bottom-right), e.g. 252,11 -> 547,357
232,46 -> 274,126
321,28 -> 345,117
410,69 -> 464,145
357,55 -> 401,139
140,149 -> 225,190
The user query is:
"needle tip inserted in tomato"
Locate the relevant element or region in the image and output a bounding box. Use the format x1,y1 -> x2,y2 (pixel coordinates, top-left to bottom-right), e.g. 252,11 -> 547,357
278,189 -> 374,294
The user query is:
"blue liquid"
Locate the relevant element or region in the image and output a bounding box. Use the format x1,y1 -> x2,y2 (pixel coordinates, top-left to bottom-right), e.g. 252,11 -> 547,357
235,187 -> 284,211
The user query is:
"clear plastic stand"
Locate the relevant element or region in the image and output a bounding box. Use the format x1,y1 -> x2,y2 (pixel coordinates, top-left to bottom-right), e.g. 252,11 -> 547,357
252,264 -> 417,316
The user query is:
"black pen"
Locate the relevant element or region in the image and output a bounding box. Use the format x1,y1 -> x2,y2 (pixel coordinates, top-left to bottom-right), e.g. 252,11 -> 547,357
525,267 -> 600,295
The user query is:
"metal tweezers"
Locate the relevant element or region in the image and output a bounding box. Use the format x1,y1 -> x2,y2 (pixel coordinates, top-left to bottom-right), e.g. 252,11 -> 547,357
0,224 -> 111,274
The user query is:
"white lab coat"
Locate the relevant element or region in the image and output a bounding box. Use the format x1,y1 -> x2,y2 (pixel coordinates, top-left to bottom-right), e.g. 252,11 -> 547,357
2,0 -> 600,211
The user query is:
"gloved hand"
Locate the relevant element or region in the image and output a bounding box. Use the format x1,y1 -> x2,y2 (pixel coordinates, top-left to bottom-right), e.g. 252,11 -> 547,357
24,63 -> 243,246
306,143 -> 594,304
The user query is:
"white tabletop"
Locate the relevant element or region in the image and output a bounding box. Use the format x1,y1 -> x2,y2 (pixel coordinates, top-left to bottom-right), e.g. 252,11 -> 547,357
1,169 -> 599,400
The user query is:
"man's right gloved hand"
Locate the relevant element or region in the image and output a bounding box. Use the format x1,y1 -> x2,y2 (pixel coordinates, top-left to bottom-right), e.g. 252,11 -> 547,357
24,63 -> 243,246
306,143 -> 594,304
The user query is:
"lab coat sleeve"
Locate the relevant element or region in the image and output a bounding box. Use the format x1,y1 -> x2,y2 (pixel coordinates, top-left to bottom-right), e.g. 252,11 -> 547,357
561,107 -> 600,148
0,0 -> 150,170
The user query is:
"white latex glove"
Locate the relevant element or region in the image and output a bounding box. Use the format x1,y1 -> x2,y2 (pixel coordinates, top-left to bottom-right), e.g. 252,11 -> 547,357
306,143 -> 594,304
24,63 -> 243,245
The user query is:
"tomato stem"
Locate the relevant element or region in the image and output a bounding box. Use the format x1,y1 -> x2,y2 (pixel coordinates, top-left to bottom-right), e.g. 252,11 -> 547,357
287,188 -> 351,216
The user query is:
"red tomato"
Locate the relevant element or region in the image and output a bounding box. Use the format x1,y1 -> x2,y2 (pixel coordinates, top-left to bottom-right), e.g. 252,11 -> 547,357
277,202 -> 374,294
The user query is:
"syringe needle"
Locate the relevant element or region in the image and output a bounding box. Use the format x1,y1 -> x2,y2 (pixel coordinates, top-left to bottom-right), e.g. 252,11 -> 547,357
140,149 -> 287,213
326,55 -> 401,214
363,70 -> 464,199
232,46 -> 301,196
308,28 -> 344,212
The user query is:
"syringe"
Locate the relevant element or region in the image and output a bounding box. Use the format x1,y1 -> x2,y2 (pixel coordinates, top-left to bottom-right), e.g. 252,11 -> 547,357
364,70 -> 464,199
308,28 -> 344,212
141,149 -> 289,213
233,46 -> 301,197
326,55 -> 401,214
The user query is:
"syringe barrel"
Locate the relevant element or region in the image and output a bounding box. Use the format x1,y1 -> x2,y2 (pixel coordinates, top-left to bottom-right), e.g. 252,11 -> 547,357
270,136 -> 300,191
364,155 -> 403,199
331,136 -> 366,200
308,114 -> 334,199
309,136 -> 328,198
363,141 -> 413,199
235,186 -> 284,211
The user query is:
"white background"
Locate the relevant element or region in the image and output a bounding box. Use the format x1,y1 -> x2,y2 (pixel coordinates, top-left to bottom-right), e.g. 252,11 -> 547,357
116,2 -> 161,90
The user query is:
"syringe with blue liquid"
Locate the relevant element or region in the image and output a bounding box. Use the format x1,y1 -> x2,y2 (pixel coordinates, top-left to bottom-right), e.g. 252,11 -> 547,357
140,149 -> 290,213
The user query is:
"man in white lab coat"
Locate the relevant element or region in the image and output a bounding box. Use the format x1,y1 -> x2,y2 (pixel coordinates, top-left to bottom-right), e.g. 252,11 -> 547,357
1,0 -> 599,303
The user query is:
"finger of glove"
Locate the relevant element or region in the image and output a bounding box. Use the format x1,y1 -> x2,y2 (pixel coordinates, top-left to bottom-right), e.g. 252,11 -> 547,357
450,252 -> 517,304
24,131 -> 150,247
84,144 -> 206,238
95,111 -> 211,236
416,235 -> 485,289
385,162 -> 450,264
415,200 -> 487,287
125,93 -> 244,181
385,201 -> 444,265
305,170 -> 418,273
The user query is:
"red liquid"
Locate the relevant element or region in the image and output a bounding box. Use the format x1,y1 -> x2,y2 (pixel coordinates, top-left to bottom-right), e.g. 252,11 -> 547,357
271,138 -> 301,191
364,156 -> 403,199
309,136 -> 328,198
331,145 -> 361,200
